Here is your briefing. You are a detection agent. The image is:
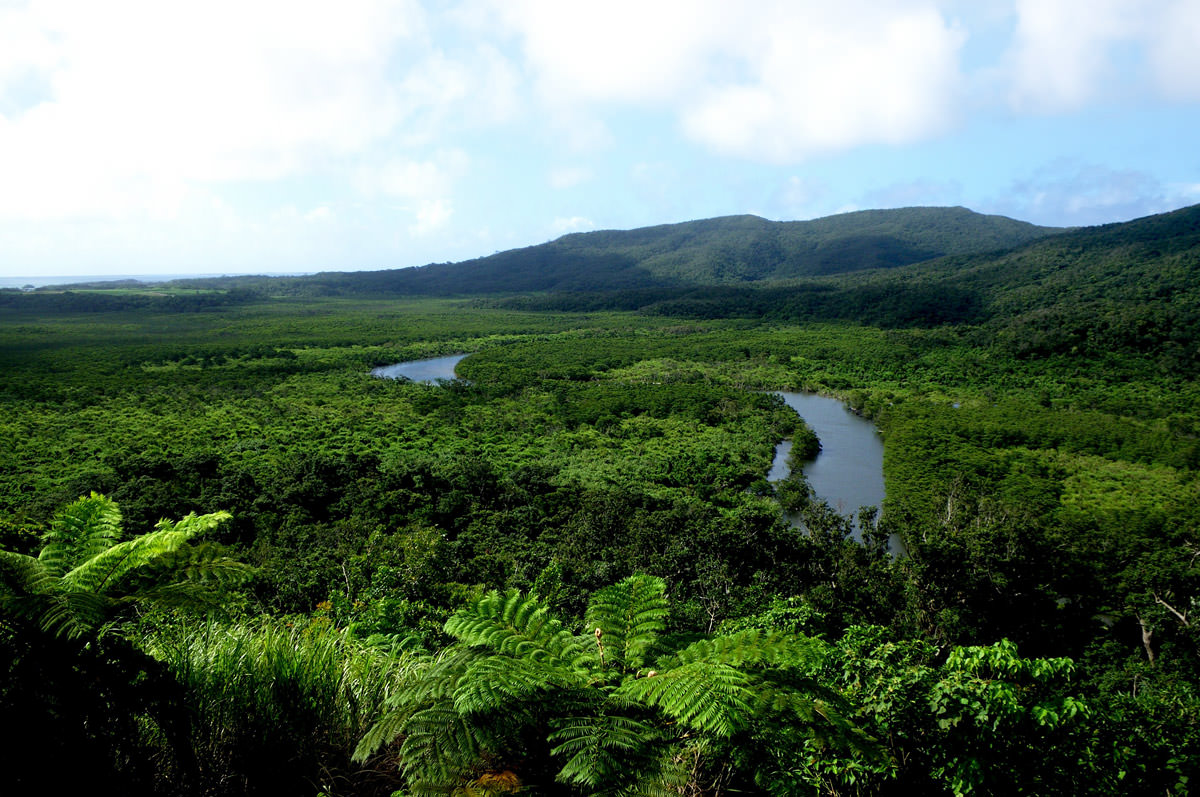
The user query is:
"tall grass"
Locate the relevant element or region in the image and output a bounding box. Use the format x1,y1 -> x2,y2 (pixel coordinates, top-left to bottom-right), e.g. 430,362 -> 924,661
143,618 -> 418,796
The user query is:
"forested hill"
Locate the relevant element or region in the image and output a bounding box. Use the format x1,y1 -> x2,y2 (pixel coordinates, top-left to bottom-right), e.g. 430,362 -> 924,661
264,206 -> 1062,296
890,201 -> 1200,312
488,203 -> 1200,349
859,202 -> 1200,361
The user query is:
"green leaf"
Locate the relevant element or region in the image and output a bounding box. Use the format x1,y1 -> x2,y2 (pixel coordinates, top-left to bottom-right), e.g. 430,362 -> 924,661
586,574 -> 669,672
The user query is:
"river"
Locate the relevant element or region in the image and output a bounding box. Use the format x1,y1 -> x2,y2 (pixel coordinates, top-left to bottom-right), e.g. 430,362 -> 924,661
371,357 -> 894,550
770,391 -> 900,552
370,353 -> 468,383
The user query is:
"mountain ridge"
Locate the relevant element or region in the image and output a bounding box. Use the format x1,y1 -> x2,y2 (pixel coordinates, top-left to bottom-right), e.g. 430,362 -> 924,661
299,205 -> 1064,295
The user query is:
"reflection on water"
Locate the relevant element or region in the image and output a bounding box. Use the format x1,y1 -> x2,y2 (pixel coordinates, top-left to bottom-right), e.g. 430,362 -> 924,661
371,354 -> 468,384
771,391 -> 902,553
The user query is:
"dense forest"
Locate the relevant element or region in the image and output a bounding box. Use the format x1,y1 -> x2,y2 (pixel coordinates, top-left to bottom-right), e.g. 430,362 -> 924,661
2,205 -> 1198,795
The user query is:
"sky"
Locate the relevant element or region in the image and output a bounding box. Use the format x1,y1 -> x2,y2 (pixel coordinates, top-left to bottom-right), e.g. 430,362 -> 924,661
1,0 -> 1199,279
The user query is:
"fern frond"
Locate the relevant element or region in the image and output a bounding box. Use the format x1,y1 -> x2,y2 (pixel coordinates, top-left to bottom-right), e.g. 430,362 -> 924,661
38,492 -> 123,575
399,703 -> 489,792
671,629 -> 824,671
0,550 -> 56,598
586,574 -> 669,672
446,589 -> 588,668
452,654 -> 581,715
617,661 -> 753,737
550,709 -> 659,788
616,741 -> 694,797
0,552 -> 109,638
371,647 -> 482,721
30,589 -> 110,639
355,648 -> 478,762
113,542 -> 253,597
755,674 -> 884,760
61,510 -> 232,593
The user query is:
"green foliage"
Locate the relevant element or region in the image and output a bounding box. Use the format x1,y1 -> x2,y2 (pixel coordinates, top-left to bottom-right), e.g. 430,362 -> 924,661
0,492 -> 248,639
356,575 -> 862,795
585,575 -> 670,671
760,626 -> 1094,796
3,200 -> 1200,792
0,494 -> 251,794
262,206 -> 1058,295
142,618 -> 417,796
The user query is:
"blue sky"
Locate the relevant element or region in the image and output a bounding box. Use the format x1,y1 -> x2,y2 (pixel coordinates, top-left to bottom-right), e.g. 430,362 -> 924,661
1,0 -> 1198,279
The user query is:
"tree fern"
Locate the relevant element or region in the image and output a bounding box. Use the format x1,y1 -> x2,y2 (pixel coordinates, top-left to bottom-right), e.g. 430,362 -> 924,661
359,574 -> 866,795
398,704 -> 487,792
38,492 -> 123,576
585,574 -> 669,672
62,510 -> 233,594
671,628 -> 825,670
617,660 -> 755,737
447,588 -> 589,668
453,654 -> 581,714
1,495 -> 252,795
550,707 -> 659,789
0,494 -> 247,640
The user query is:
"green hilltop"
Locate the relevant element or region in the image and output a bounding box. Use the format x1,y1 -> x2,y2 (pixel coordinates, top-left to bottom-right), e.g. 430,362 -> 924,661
316,205 -> 1062,293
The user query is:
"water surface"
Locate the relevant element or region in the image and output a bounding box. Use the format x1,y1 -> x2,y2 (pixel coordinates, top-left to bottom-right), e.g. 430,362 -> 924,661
371,353 -> 467,384
771,391 -> 899,551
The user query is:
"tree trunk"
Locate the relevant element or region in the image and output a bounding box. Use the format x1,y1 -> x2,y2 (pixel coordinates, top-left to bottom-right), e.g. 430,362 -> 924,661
1136,613 -> 1156,666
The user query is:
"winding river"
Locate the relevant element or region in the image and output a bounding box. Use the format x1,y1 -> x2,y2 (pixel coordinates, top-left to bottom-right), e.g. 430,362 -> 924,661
372,356 -> 894,550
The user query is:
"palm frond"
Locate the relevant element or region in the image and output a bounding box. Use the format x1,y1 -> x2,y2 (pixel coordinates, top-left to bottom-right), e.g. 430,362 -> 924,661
586,574 -> 669,672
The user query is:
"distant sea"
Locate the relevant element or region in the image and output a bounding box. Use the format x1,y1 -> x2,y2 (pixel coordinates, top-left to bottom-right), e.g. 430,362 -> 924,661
0,273 -> 313,289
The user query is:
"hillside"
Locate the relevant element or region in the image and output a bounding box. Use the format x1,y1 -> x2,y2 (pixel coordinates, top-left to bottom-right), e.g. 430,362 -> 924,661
20,205 -> 1200,361
6,205 -> 1200,794
487,204 -> 1200,363
855,203 -> 1200,361
257,206 -> 1062,296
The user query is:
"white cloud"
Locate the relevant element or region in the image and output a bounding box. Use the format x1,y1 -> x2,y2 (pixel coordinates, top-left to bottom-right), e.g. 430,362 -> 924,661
985,160 -> 1196,226
490,0 -> 967,162
410,197 -> 453,235
487,0 -> 723,105
684,3 -> 967,161
1004,0 -> 1200,111
1146,0 -> 1200,101
1005,0 -> 1135,112
305,205 -> 333,223
551,216 -> 594,234
861,179 -> 964,209
362,150 -> 470,199
772,176 -> 830,219
0,0 -> 497,221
